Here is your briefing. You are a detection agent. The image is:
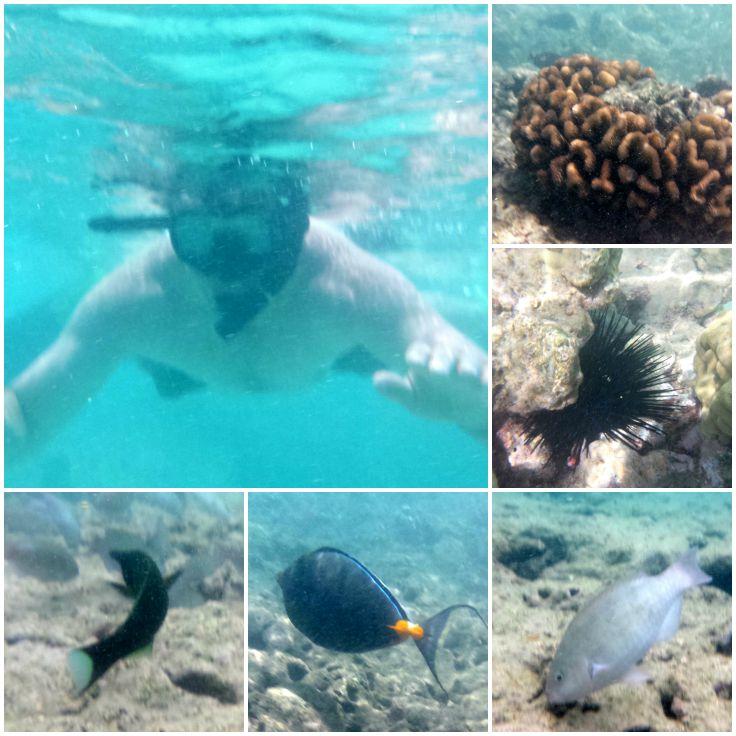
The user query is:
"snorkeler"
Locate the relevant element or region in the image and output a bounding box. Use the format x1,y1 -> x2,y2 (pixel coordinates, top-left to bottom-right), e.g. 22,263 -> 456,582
5,157 -> 487,466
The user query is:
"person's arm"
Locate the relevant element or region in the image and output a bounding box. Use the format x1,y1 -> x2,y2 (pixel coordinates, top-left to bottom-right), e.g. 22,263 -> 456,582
310,220 -> 487,438
5,277 -> 128,465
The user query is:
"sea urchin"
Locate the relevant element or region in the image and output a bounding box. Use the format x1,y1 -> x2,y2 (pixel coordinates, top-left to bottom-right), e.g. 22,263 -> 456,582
522,307 -> 682,468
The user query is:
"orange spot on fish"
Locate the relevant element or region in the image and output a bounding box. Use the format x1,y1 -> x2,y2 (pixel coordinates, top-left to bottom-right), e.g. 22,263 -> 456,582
387,619 -> 424,640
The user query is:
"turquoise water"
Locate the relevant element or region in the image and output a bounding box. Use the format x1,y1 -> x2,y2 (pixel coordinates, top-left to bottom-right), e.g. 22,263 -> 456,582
492,4 -> 732,85
5,5 -> 488,487
250,491 -> 488,593
493,491 -> 732,538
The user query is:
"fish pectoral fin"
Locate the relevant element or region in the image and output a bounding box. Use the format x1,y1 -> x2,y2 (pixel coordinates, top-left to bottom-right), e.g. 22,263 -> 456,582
108,581 -> 136,598
621,665 -> 651,686
656,596 -> 683,642
588,661 -> 609,680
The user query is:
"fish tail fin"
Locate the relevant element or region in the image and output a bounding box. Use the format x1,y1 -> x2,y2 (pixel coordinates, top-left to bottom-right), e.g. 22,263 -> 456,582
414,605 -> 487,697
672,548 -> 711,588
68,640 -> 118,695
67,649 -> 95,695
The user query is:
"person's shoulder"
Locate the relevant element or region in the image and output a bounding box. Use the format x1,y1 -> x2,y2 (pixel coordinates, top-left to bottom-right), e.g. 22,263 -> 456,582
303,217 -> 381,274
106,236 -> 180,287
77,236 -> 175,315
304,216 -> 354,252
70,236 -> 187,346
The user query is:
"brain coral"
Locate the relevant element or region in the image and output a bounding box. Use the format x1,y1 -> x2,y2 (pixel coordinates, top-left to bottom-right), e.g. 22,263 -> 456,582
512,55 -> 732,238
694,310 -> 731,441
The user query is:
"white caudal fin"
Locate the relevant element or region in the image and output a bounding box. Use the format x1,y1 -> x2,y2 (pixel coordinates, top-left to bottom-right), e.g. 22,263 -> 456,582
670,548 -> 712,588
67,649 -> 93,694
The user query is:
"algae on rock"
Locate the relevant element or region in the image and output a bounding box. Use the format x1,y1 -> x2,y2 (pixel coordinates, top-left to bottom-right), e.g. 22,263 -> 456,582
492,248 -> 619,415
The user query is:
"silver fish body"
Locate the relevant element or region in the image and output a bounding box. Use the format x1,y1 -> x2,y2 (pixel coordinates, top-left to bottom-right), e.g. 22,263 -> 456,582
545,549 -> 711,704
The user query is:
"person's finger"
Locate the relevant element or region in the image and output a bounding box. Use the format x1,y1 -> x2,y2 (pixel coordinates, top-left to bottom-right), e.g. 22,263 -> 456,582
457,353 -> 481,379
372,370 -> 416,410
428,345 -> 455,375
406,342 -> 432,367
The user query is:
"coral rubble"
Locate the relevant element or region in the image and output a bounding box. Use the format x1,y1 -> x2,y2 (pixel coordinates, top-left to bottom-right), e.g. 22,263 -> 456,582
511,55 -> 732,238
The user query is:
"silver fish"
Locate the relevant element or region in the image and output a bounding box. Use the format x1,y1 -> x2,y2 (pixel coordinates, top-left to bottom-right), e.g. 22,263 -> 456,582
546,549 -> 711,704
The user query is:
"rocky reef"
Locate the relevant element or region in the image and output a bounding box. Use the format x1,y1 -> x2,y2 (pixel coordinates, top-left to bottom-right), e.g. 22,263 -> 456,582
510,55 -> 732,241
248,602 -> 487,732
492,248 -> 732,488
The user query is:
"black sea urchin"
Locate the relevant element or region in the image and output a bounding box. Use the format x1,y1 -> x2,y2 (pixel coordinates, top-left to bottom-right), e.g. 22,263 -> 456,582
522,307 -> 682,468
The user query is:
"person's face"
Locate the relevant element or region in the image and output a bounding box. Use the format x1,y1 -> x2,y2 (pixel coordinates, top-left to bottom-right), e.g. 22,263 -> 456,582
170,210 -> 273,283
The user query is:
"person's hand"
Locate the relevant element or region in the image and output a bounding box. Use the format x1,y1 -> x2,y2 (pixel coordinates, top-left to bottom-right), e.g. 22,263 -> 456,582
373,338 -> 488,438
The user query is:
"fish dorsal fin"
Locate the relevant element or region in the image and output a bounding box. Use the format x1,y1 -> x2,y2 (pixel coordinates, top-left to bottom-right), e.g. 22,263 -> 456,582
313,547 -> 406,619
414,605 -> 487,698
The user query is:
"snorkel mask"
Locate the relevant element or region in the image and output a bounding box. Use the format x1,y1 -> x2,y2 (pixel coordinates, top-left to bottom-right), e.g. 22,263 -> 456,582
88,156 -> 309,339
89,156 -> 310,292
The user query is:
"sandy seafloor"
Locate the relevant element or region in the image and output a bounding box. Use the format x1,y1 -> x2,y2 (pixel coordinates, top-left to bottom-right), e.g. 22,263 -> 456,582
492,492 -> 731,732
248,492 -> 488,732
4,493 -> 244,731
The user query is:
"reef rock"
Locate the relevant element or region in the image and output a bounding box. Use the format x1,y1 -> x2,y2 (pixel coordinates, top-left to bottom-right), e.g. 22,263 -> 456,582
492,248 -> 619,416
493,527 -> 569,580
249,686 -> 327,732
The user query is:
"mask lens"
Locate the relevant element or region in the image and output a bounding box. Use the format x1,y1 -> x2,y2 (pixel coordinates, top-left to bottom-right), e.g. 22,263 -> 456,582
170,212 -> 271,277
170,213 -> 215,266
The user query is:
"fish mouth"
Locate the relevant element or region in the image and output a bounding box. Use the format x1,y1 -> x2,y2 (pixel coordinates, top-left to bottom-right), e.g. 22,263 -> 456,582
545,688 -> 576,707
544,684 -> 565,705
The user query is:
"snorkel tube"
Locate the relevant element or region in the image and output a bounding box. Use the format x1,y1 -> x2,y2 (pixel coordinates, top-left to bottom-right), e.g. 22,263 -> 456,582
88,215 -> 172,233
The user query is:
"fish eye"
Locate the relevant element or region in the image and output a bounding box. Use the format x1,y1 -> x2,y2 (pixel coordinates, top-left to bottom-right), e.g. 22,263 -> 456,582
555,672 -> 563,682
